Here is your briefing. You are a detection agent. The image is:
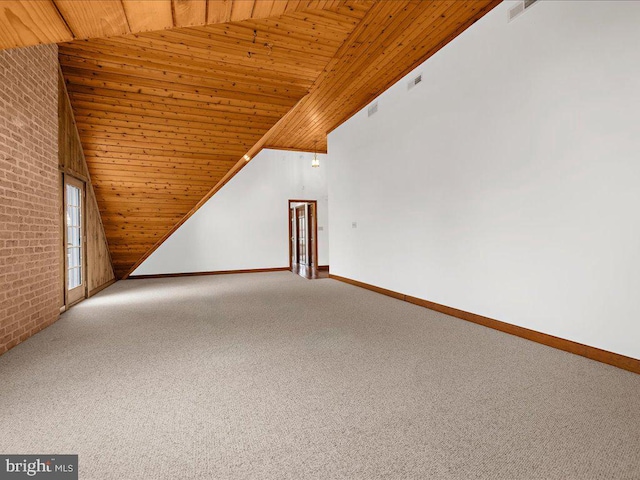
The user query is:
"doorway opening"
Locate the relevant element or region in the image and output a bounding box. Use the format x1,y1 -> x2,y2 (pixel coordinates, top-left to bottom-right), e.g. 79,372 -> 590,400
288,200 -> 325,279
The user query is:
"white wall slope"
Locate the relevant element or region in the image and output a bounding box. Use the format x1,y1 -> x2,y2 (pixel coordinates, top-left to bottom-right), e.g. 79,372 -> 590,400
133,149 -> 329,276
328,1 -> 640,359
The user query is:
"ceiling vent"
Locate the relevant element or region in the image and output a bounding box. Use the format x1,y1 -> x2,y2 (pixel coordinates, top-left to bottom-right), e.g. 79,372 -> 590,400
407,74 -> 422,90
508,0 -> 539,22
368,102 -> 378,117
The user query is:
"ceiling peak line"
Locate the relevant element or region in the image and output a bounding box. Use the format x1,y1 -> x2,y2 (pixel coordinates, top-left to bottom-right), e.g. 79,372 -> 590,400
50,0 -> 77,38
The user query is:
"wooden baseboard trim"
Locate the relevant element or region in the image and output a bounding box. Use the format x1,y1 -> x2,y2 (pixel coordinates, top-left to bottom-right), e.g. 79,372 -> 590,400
329,274 -> 404,300
88,278 -> 116,297
329,274 -> 640,375
318,265 -> 330,271
129,267 -> 290,280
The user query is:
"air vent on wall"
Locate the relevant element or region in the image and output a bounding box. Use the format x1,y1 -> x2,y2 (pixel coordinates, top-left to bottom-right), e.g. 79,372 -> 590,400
508,0 -> 539,22
408,74 -> 422,90
368,102 -> 378,117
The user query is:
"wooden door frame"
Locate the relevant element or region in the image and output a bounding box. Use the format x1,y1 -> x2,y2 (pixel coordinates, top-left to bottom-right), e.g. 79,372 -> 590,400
288,199 -> 318,270
63,173 -> 87,308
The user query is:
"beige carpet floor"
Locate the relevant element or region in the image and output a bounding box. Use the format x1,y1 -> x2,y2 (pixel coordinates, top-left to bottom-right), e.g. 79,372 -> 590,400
0,272 -> 638,479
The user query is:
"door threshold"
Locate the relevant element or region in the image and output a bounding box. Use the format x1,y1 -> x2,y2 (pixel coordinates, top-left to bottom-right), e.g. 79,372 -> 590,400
291,263 -> 328,280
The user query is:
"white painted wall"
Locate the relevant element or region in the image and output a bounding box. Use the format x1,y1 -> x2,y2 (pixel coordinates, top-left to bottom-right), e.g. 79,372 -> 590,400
132,149 -> 329,275
328,0 -> 640,359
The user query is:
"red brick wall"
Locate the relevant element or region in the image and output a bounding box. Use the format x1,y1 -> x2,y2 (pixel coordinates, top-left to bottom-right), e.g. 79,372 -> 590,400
0,44 -> 61,355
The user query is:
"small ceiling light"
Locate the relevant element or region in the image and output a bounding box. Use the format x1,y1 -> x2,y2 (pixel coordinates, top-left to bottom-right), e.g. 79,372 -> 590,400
312,141 -> 320,168
243,154 -> 251,162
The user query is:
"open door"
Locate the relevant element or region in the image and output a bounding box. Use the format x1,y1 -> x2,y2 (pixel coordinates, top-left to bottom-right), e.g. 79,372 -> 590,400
308,202 -> 316,267
289,206 -> 296,267
296,205 -> 307,265
288,200 -> 320,279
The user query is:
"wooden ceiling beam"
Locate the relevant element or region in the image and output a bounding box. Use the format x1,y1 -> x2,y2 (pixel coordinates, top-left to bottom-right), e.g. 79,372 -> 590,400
172,0 -> 207,27
53,0 -> 131,39
0,0 -> 351,50
0,0 -> 73,49
121,0 -> 174,33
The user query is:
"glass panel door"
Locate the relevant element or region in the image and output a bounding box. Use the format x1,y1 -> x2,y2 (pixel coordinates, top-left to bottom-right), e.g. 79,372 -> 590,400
296,206 -> 307,265
65,177 -> 85,304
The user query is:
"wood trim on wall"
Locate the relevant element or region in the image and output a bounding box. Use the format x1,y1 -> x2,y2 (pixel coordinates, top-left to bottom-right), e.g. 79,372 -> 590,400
58,65 -> 115,277
88,278 -> 116,298
288,204 -> 293,269
129,267 -> 290,280
59,166 -> 88,183
59,172 -> 66,309
329,274 -> 640,375
332,274 -> 403,300
60,278 -> 117,313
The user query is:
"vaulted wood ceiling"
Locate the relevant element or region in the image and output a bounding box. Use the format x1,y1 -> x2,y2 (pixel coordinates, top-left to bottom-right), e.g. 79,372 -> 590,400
1,0 -> 500,279
59,3 -> 371,278
0,0 -> 348,50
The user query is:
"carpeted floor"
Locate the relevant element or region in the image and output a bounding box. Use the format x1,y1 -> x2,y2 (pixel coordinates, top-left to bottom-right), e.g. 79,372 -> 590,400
0,272 -> 638,479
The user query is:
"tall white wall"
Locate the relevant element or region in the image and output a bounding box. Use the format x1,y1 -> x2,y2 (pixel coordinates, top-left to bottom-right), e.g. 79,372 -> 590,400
328,0 -> 640,359
132,149 -> 329,275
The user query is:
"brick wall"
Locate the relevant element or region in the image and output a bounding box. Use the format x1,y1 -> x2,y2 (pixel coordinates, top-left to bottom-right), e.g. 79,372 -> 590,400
0,44 -> 61,355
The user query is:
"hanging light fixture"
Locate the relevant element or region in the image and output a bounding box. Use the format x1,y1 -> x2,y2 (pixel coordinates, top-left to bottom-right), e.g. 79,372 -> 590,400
312,141 -> 320,168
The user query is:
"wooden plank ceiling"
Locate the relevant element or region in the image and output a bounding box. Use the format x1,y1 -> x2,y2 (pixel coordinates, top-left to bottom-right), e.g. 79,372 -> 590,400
264,0 -> 501,153
3,0 -> 500,279
0,0 -> 347,50
58,2 -> 371,278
